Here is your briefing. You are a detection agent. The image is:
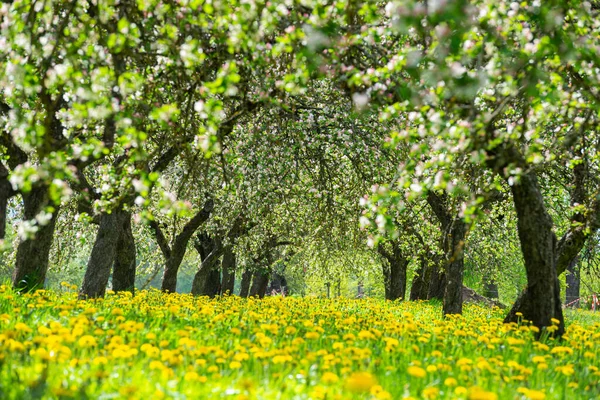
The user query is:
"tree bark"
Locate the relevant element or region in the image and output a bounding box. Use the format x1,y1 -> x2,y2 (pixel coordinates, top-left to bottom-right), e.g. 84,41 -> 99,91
381,260 -> 391,299
249,269 -> 270,298
485,141 -> 566,335
205,268 -> 221,298
0,162 -> 14,241
190,233 -> 222,296
190,262 -> 212,296
221,246 -> 236,295
153,200 -> 213,293
161,252 -> 185,293
483,276 -> 499,299
357,281 -> 364,298
111,212 -> 136,293
266,271 -> 289,294
389,257 -> 408,301
79,210 -> 128,299
410,254 -> 431,300
239,268 -> 252,297
427,262 -> 446,300
426,191 -> 468,314
502,172 -> 565,336
378,242 -> 408,301
565,257 -> 580,308
502,158 -> 600,325
12,186 -> 59,292
442,220 -> 466,315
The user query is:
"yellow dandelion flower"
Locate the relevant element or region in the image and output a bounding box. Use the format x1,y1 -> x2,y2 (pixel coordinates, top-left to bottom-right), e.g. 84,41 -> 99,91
444,377 -> 458,387
321,372 -> 339,384
422,387 -> 439,399
517,388 -> 546,400
371,385 -> 392,400
77,335 -> 97,348
407,366 -> 426,378
345,372 -> 377,393
426,365 -> 437,373
305,331 -> 320,340
467,386 -> 497,400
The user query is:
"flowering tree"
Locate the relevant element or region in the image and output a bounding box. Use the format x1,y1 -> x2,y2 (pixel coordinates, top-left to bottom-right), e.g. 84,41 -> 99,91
2,0 -> 600,337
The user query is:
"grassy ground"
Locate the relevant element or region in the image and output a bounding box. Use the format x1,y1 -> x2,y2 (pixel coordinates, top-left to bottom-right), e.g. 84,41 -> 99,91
0,285 -> 598,399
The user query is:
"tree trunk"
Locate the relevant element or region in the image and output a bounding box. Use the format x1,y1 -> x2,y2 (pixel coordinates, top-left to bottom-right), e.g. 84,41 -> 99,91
388,259 -> 407,301
79,210 -> 127,299
503,161 -> 600,324
565,257 -> 580,308
427,262 -> 446,300
502,172 -> 564,336
239,268 -> 252,297
249,269 -> 270,298
190,263 -> 211,295
381,261 -> 391,299
443,220 -> 466,315
12,186 -> 59,292
388,248 -> 408,301
190,233 -> 222,296
161,256 -> 180,293
267,271 -> 287,294
0,162 -> 13,241
221,246 -> 236,295
426,191 -> 467,314
483,275 -> 499,299
154,201 -> 213,293
378,242 -> 408,301
410,255 -> 431,300
111,212 -> 136,293
357,281 -> 364,298
204,267 -> 221,298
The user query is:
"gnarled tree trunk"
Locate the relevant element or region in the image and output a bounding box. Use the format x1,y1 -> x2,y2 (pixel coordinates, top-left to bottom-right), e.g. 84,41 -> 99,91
249,269 -> 270,298
205,268 -> 221,298
389,255 -> 408,301
0,162 -> 13,241
239,269 -> 252,298
502,173 -> 564,336
426,191 -> 468,314
221,246 -> 236,295
191,232 -> 222,296
483,280 -> 499,299
565,257 -> 580,308
112,213 -> 136,293
268,271 -> 288,294
427,261 -> 446,300
79,210 -> 128,299
486,142 -> 569,336
442,220 -> 466,315
381,262 -> 391,299
12,186 -> 59,292
153,200 -> 213,293
378,242 -> 408,301
410,254 -> 431,300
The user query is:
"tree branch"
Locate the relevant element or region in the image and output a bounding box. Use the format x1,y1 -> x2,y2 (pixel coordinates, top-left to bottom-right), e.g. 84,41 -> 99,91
149,220 -> 172,260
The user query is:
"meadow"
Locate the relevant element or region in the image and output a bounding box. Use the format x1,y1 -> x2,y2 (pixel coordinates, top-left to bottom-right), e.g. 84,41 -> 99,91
0,285 -> 598,400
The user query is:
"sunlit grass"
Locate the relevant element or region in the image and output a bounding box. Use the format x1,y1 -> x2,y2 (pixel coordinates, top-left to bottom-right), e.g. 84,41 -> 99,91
0,285 -> 598,399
